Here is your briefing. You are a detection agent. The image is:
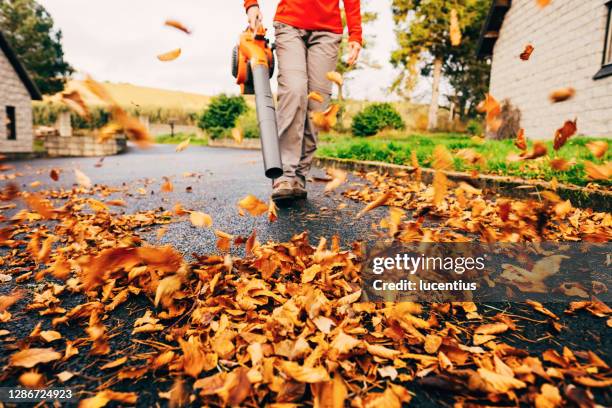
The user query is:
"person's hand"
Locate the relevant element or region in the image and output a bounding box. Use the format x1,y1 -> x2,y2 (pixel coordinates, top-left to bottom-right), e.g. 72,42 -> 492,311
247,6 -> 262,31
347,41 -> 362,66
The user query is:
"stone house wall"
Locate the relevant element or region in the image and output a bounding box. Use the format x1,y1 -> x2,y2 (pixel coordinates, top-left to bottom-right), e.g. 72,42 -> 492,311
489,0 -> 612,138
0,48 -> 34,152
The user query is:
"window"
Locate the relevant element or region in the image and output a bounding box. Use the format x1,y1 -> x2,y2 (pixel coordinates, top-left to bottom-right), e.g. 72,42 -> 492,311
5,106 -> 16,140
595,1 -> 612,79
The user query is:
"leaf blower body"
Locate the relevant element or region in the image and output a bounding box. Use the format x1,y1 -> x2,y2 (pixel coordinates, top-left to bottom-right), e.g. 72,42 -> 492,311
231,27 -> 283,179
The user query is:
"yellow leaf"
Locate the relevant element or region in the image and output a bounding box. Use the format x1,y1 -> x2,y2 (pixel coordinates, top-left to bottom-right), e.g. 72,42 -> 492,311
190,211 -> 213,227
238,195 -> 268,216
450,9 -> 461,46
279,360 -> 330,383
311,104 -> 340,131
324,168 -> 347,192
157,48 -> 181,61
10,348 -> 62,368
74,168 -> 92,188
326,71 -> 343,86
175,138 -> 190,152
308,91 -> 324,103
356,190 -> 391,218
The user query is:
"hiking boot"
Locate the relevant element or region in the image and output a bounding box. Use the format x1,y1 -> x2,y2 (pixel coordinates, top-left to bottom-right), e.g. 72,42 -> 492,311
271,180 -> 295,202
292,177 -> 307,199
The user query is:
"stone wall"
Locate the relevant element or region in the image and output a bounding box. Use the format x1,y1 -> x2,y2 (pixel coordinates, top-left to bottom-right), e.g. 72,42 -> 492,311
0,48 -> 34,152
489,0 -> 612,138
45,135 -> 120,157
148,123 -> 203,138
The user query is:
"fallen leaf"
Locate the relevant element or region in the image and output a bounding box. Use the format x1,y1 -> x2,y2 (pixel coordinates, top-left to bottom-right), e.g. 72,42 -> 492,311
165,19 -> 191,34
10,348 -> 62,368
520,44 -> 534,60
75,168 -> 92,188
584,161 -> 612,180
356,190 -> 392,218
61,90 -> 89,118
325,168 -> 347,192
19,371 -> 46,388
515,128 -> 527,150
280,361 -> 330,383
312,104 -> 340,131
449,9 -> 461,46
308,92 -> 324,103
326,71 -> 343,86
553,119 -> 577,150
586,141 -> 608,158
157,48 -> 181,62
549,87 -> 575,103
190,211 -> 213,227
521,141 -> 548,160
238,195 -> 268,216
175,138 -> 190,152
79,390 -> 138,408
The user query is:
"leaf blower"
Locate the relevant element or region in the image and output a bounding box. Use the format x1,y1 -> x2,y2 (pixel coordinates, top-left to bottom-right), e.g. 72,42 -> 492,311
231,26 -> 283,179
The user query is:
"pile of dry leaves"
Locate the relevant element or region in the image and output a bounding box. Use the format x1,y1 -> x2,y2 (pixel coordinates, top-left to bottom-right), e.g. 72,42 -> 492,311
0,160 -> 610,408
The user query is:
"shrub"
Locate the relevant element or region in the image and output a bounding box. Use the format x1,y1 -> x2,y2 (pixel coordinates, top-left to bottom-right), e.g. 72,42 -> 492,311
236,109 -> 259,139
198,94 -> 247,139
351,103 -> 405,137
466,119 -> 483,136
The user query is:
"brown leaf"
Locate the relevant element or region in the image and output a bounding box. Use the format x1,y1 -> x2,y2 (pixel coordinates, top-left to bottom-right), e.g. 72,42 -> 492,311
79,390 -> 138,408
165,19 -> 191,34
238,195 -> 268,216
553,119 -> 577,150
534,384 -> 562,408
157,48 -> 181,61
520,44 -> 535,60
515,128 -> 527,150
356,190 -> 391,218
550,157 -> 574,171
10,348 -> 62,368
549,87 -> 575,103
325,168 -> 347,192
586,141 -> 608,158
312,104 -> 340,131
268,199 -> 278,222
432,171 -> 447,207
521,141 -> 548,160
280,361 -> 330,383
190,211 -> 213,227
161,177 -> 174,193
61,90 -> 90,118
584,161 -> 612,180
19,371 -> 46,388
470,368 -> 526,394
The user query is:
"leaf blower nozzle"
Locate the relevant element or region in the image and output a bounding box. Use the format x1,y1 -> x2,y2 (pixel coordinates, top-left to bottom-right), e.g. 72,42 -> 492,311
231,27 -> 283,179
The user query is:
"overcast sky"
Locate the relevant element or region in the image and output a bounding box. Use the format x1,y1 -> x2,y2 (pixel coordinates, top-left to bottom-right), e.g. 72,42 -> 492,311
37,0 -> 422,101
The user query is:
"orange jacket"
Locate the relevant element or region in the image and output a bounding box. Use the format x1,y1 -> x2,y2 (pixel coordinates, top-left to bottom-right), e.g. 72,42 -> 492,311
244,0 -> 362,44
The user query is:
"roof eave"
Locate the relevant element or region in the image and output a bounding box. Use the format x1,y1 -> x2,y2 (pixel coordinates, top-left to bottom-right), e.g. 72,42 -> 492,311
0,30 -> 43,100
477,0 -> 512,59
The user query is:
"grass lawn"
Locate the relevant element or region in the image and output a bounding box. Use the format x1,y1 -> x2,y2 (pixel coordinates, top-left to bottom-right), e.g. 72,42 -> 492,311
155,133 -> 207,146
317,132 -> 611,188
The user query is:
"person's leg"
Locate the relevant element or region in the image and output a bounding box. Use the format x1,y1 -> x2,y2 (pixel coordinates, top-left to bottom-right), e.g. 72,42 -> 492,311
295,30 -> 342,185
273,22 -> 309,189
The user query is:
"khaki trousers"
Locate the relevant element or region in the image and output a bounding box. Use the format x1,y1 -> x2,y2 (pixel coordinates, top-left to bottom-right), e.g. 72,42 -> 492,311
273,21 -> 342,182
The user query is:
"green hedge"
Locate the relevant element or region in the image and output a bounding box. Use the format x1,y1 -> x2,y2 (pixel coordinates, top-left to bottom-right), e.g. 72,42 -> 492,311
351,103 -> 405,137
198,94 -> 247,139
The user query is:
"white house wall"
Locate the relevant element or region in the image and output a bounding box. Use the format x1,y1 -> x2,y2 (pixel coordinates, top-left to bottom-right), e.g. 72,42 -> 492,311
0,48 -> 34,152
489,0 -> 612,138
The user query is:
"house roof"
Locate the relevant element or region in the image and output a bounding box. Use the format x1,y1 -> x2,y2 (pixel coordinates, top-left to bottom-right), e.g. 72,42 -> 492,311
477,0 -> 512,58
0,30 -> 42,100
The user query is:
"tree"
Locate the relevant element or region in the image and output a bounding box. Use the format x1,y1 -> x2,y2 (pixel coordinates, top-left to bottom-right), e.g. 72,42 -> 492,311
441,0 -> 490,120
0,0 -> 73,95
390,0 -> 488,130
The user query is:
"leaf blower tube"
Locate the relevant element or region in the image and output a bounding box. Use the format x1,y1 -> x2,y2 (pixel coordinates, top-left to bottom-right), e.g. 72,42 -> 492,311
232,27 -> 283,179
252,65 -> 283,179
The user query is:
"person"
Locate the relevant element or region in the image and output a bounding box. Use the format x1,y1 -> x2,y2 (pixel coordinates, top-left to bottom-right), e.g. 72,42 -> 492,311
243,0 -> 362,201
